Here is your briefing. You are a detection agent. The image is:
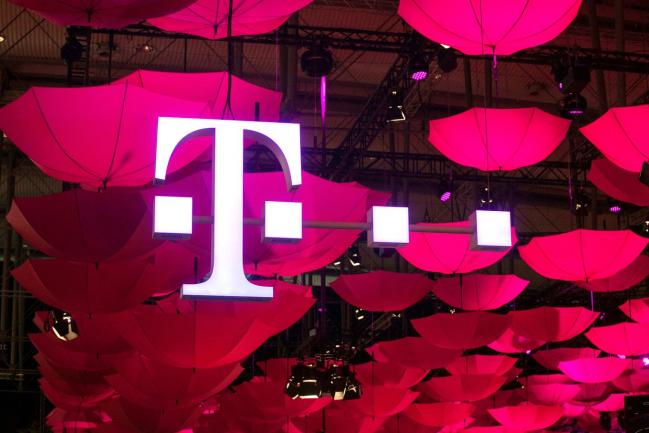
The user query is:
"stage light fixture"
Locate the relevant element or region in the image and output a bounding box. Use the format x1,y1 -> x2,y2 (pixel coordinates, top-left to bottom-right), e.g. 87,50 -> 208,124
285,363 -> 322,400
49,311 -> 79,342
348,246 -> 361,267
301,46 -> 334,77
61,33 -> 83,64
408,52 -> 429,81
354,308 -> 365,321
438,177 -> 452,202
386,89 -> 406,123
559,93 -> 587,118
436,48 -> 457,73
643,357 -> 649,367
608,198 -> 622,214
479,187 -> 494,209
573,190 -> 591,215
552,58 -> 590,94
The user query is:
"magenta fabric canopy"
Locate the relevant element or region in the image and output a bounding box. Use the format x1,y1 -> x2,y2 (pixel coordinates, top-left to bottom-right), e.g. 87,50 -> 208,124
419,374 -> 507,402
588,158 -> 649,207
398,0 -> 581,55
412,312 -> 510,349
431,274 -> 528,311
575,255 -> 649,293
102,396 -> 202,433
149,0 -> 313,39
354,362 -> 429,389
427,108 -> 569,171
532,348 -> 601,371
345,386 -> 419,418
620,297 -> 649,323
518,229 -> 648,281
487,326 -> 545,354
558,357 -> 629,383
366,337 -> 461,370
445,354 -> 516,376
487,404 -> 563,430
585,322 -> 649,356
510,306 -> 599,342
403,402 -> 475,427
526,382 -> 580,406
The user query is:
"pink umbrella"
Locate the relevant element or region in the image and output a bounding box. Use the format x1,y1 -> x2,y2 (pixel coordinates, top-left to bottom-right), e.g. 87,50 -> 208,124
510,306 -> 599,342
289,406 -> 386,433
445,354 -> 517,376
0,83 -> 214,188
613,369 -> 649,393
40,378 -> 113,411
518,229 -> 648,281
419,374 -> 507,402
487,403 -> 563,430
403,402 -> 475,427
7,0 -> 195,28
47,408 -> 107,432
148,0 -> 313,39
532,348 -> 601,371
344,386 -> 419,418
526,383 -> 580,406
8,189 -> 159,263
427,108 -> 570,171
487,326 -> 545,353
585,322 -> 649,356
591,393 -> 627,412
412,312 -> 510,349
620,297 -> 649,323
31,334 -> 115,372
102,396 -> 202,433
524,374 -> 574,385
366,337 -> 462,370
558,357 -> 629,383
431,274 -> 528,311
331,271 -> 432,312
574,382 -> 613,403
354,362 -> 429,389
580,104 -> 649,172
398,222 -> 517,274
381,414 -> 446,433
398,0 -> 581,55
575,255 -> 649,293
588,158 -> 649,207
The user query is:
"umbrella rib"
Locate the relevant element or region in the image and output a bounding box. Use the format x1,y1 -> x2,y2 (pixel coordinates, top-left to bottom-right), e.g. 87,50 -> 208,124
104,83 -> 130,186
505,108 -> 537,169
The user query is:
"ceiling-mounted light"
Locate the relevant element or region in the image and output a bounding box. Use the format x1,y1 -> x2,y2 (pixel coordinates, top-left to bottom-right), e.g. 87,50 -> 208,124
386,89 -> 406,123
559,93 -> 587,118
438,177 -> 452,202
552,57 -> 590,94
436,48 -> 457,73
301,46 -> 334,77
348,246 -> 361,267
479,186 -> 494,209
608,198 -> 622,214
408,52 -> 429,81
49,311 -> 79,342
573,189 -> 591,215
285,363 -> 322,400
354,308 -> 365,321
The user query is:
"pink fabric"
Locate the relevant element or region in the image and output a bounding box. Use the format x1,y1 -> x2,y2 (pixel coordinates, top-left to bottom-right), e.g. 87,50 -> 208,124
398,0 -> 581,55
7,189 -> 159,262
445,354 -> 516,376
558,357 -> 629,383
346,386 -> 419,417
518,229 -> 648,281
620,297 -> 649,323
40,378 -> 113,411
419,374 -> 507,402
613,369 -> 649,392
575,255 -> 649,293
31,333 -> 115,372
102,396 -> 202,433
592,393 -> 627,412
355,362 -> 429,389
574,382 -> 613,403
398,221 -> 517,274
7,0 -> 194,27
403,402 -> 475,427
366,337 -> 461,370
487,326 -> 545,353
487,404 -> 563,430
431,274 -> 528,311
331,271 -> 432,312
532,348 -> 601,371
526,383 -> 580,406
510,306 -> 599,342
524,374 -> 574,385
47,408 -> 106,432
149,0 -> 313,39
585,322 -> 649,356
412,312 -> 510,349
427,108 -> 570,171
287,406 -> 387,433
580,104 -> 649,172
381,414 -> 448,433
588,158 -> 649,206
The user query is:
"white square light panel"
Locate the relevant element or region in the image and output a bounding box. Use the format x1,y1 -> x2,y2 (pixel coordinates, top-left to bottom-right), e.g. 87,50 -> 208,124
472,210 -> 512,249
368,206 -> 409,247
264,201 -> 303,241
154,196 -> 193,238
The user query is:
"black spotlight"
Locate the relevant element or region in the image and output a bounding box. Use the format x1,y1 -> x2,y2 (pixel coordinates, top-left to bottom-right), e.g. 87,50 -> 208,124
552,58 -> 590,94
285,363 -> 322,399
301,46 -> 334,77
437,177 -> 452,202
386,89 -> 406,123
436,48 -> 457,73
61,32 -> 83,65
408,52 -> 429,81
348,245 -> 361,267
559,93 -> 587,118
48,311 -> 79,341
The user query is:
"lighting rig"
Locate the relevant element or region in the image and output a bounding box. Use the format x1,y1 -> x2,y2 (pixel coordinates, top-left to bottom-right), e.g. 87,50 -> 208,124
44,310 -> 79,342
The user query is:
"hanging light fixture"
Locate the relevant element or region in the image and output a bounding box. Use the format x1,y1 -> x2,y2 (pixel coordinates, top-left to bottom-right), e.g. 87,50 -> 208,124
408,51 -> 429,81
300,45 -> 334,78
436,48 -> 457,73
48,311 -> 79,342
437,177 -> 452,202
608,198 -> 623,214
386,89 -> 406,122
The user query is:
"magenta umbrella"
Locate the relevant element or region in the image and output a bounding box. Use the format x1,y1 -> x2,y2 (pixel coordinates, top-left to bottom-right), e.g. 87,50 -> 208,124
0,83 -> 213,188
588,158 -> 649,207
575,255 -> 649,293
419,374 -> 507,402
580,104 -> 649,172
518,229 -> 648,281
585,322 -> 649,357
412,312 -> 511,349
427,108 -> 569,171
510,306 -> 599,342
445,354 -> 517,376
398,0 -> 581,55
366,337 -> 462,370
7,0 -> 195,28
558,357 -> 630,383
487,326 -> 545,354
398,221 -> 517,274
487,403 -> 563,430
431,274 -> 528,311
620,297 -> 649,323
532,348 -> 601,371
149,0 -> 313,39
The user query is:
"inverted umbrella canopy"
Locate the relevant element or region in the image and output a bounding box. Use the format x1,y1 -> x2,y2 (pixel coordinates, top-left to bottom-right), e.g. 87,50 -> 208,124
397,0 -> 581,55
419,374 -> 507,402
580,104 -> 649,173
620,297 -> 649,323
487,403 -> 563,430
526,382 -> 580,406
398,221 -> 517,274
585,322 -> 649,356
149,0 -> 313,39
588,158 -> 649,207
346,386 -> 419,418
613,369 -> 649,392
0,83 -> 214,188
575,255 -> 649,293
532,348 -> 601,371
331,271 -> 432,312
558,357 -> 629,383
102,396 -> 202,433
487,326 -> 545,353
574,382 -> 613,403
518,229 -> 648,281
403,402 -> 475,427
412,312 -> 510,349
31,333 -> 114,372
592,393 -> 627,412
510,306 -> 600,342
40,378 -> 113,411
445,354 -> 517,376
427,108 -> 570,171
355,362 -> 429,389
431,274 -> 528,311
366,337 -> 462,370
47,408 -> 106,432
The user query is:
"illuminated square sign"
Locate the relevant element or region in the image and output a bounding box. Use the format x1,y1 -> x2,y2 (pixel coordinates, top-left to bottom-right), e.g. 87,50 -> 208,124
471,210 -> 512,250
368,206 -> 409,247
263,201 -> 303,241
154,196 -> 193,239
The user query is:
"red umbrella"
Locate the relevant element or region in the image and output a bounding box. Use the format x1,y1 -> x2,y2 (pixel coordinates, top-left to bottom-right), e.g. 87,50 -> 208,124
510,306 -> 599,342
366,337 -> 462,370
47,408 -> 107,432
526,382 -> 580,406
487,326 -> 545,354
585,322 -> 649,356
116,280 -> 314,368
575,255 -> 649,293
588,158 -> 649,207
427,108 -> 570,171
355,362 -> 429,389
591,393 -> 627,412
403,402 -> 475,427
31,334 -> 114,372
7,0 -> 194,27
558,358 -> 629,383
524,374 -> 573,385
398,221 -> 517,274
532,348 -> 601,371
620,297 -> 649,323
412,312 -> 510,349
8,189 -> 159,263
487,403 -> 563,430
445,355 -> 517,376
105,352 -> 243,409
0,83 -> 213,188
519,229 -> 648,281
381,414 -> 445,433
331,271 -> 432,312
613,369 -> 649,393
431,274 -> 528,311
580,104 -> 649,172
419,374 -> 507,402
102,396 -> 202,433
398,0 -> 581,55
346,386 -> 419,418
40,378 -> 113,411
574,382 -> 613,403
149,0 -> 313,39
289,406 -> 387,433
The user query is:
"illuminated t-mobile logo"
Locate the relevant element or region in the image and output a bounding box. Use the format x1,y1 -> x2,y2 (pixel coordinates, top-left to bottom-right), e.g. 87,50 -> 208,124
154,118 -> 303,300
